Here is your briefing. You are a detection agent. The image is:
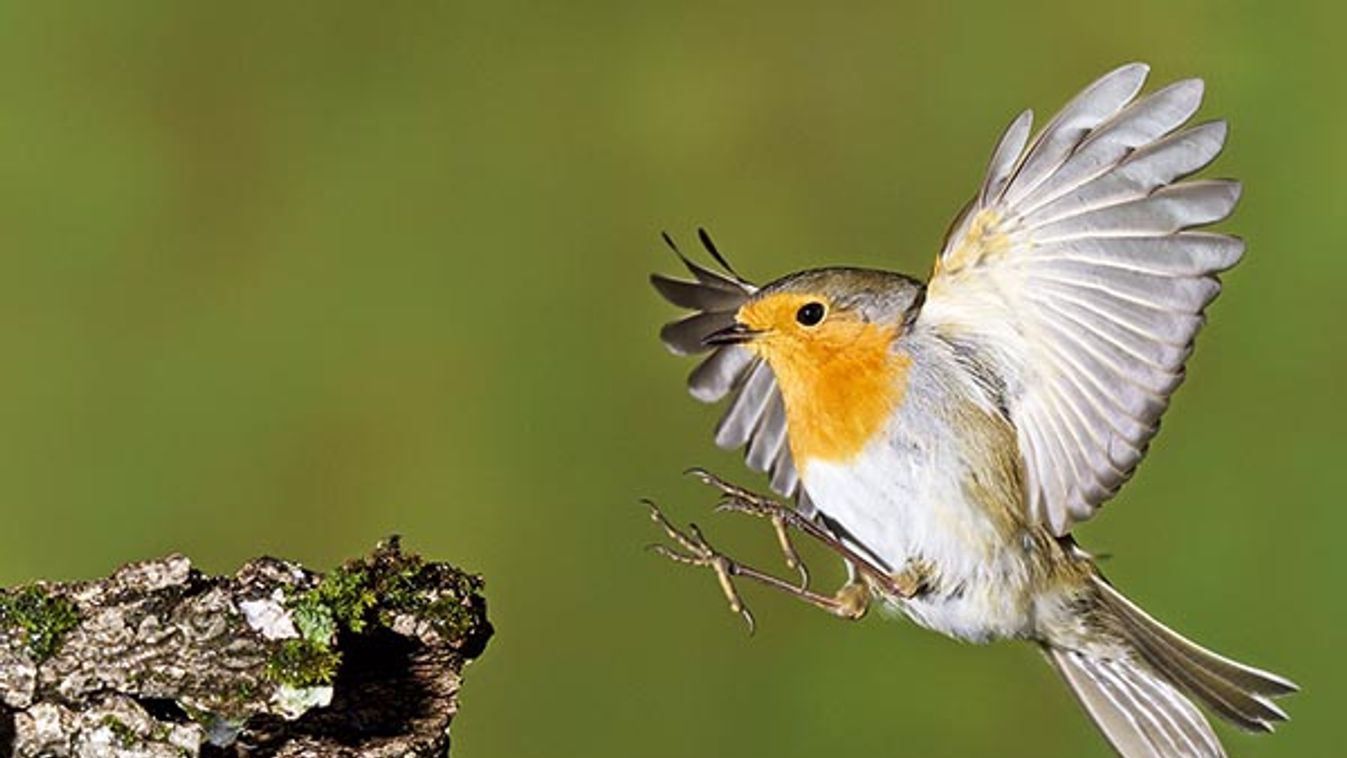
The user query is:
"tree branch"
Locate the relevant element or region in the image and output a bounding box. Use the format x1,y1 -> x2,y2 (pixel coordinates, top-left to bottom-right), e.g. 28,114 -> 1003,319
0,537 -> 491,757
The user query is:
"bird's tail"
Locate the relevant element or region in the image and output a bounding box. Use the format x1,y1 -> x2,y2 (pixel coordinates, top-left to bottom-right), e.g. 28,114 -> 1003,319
1045,577 -> 1297,758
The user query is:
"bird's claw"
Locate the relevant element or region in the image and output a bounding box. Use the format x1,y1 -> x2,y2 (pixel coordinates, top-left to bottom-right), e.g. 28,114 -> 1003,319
644,499 -> 756,634
713,498 -> 810,589
681,470 -> 921,603
687,468 -> 811,589
643,480 -> 885,624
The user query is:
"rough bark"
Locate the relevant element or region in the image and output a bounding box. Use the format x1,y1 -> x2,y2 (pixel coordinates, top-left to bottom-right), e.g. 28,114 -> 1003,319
0,537 -> 492,758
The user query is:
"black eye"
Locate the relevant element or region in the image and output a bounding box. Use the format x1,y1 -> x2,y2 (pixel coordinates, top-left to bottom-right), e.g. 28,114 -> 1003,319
795,302 -> 826,326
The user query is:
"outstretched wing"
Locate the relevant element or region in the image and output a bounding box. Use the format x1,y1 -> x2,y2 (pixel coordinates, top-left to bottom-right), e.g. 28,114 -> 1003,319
920,63 -> 1243,534
651,231 -> 808,506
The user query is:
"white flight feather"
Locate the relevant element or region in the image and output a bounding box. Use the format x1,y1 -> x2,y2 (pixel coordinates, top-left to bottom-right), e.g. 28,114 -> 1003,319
921,63 -> 1243,534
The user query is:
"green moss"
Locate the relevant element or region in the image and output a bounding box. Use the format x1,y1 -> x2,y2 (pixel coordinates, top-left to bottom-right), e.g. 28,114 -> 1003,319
100,715 -> 139,749
266,538 -> 487,691
285,536 -> 486,642
0,585 -> 80,661
418,592 -> 479,637
289,591 -> 338,644
307,564 -> 377,633
265,638 -> 341,688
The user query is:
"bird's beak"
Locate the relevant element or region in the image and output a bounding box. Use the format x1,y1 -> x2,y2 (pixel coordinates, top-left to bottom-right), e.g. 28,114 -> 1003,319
703,322 -> 762,347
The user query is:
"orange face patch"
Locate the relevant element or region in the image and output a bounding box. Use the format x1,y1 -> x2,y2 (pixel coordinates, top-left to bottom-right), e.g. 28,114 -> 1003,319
738,293 -> 910,469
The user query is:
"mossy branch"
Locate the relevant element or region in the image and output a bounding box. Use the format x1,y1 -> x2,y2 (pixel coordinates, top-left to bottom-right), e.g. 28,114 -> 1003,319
0,537 -> 492,757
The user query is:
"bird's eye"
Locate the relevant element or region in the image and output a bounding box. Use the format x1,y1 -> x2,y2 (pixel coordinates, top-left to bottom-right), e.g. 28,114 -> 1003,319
795,301 -> 826,327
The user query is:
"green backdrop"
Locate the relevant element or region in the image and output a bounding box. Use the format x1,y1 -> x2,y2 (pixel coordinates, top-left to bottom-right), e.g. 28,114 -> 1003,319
0,3 -> 1339,756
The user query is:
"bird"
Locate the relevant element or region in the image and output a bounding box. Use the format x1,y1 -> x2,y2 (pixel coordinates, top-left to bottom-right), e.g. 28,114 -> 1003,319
649,63 -> 1296,758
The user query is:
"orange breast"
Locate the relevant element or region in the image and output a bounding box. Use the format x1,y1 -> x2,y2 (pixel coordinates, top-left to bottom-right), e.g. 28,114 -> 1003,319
765,321 -> 911,470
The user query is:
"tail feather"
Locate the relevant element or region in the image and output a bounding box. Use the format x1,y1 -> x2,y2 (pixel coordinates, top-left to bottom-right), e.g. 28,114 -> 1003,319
1048,646 -> 1225,758
1093,577 -> 1297,732
1048,579 -> 1297,757
1117,658 -> 1224,756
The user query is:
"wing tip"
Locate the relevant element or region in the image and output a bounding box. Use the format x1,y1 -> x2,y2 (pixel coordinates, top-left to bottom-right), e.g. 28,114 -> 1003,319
1205,117 -> 1230,145
648,272 -> 688,305
1218,234 -> 1246,271
1168,76 -> 1206,98
1115,60 -> 1151,85
1217,178 -> 1243,224
657,324 -> 692,356
977,108 -> 1036,206
1167,76 -> 1208,119
1093,61 -> 1151,102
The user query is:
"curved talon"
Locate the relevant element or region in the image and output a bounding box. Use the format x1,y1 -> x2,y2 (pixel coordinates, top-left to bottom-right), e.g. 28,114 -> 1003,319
793,557 -> 811,591
641,498 -> 667,524
739,605 -> 756,635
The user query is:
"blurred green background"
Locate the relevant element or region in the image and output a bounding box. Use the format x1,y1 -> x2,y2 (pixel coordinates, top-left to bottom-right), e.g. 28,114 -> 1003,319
0,2 -> 1339,756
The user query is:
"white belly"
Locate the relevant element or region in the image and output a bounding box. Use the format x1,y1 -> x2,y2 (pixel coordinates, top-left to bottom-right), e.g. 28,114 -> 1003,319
803,434 -> 1039,643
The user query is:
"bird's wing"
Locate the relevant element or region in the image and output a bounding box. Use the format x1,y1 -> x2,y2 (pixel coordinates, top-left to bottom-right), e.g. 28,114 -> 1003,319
919,63 -> 1243,534
652,232 -> 811,512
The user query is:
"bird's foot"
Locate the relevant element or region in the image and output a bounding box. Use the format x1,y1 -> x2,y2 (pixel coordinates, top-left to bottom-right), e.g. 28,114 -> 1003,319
643,499 -> 875,631
685,467 -> 811,588
644,499 -> 756,633
684,468 -> 921,601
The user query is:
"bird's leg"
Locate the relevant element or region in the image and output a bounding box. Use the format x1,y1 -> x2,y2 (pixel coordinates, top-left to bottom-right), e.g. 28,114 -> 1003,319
686,468 -> 922,602
644,500 -> 873,632
681,468 -> 812,587
676,469 -> 811,588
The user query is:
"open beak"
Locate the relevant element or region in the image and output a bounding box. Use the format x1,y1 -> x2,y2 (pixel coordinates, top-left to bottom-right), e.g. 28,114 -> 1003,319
703,322 -> 762,347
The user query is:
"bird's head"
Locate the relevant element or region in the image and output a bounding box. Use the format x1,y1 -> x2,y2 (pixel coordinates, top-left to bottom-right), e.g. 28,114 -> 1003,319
703,268 -> 926,465
705,268 -> 925,366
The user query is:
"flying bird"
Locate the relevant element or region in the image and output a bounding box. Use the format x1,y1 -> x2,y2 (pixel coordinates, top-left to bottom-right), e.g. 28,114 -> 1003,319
650,63 -> 1295,757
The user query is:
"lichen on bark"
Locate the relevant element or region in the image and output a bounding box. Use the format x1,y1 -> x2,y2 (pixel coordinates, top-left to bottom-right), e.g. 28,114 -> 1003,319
0,537 -> 492,757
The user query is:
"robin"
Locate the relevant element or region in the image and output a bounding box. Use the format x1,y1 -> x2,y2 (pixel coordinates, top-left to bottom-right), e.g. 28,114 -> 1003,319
648,63 -> 1295,758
